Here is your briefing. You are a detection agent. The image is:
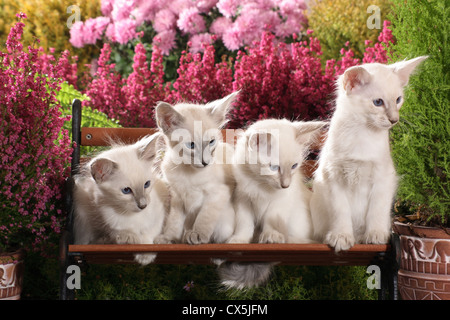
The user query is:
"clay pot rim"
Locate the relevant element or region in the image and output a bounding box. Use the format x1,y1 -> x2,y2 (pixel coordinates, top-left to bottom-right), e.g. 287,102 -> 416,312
394,221 -> 450,239
0,249 -> 25,262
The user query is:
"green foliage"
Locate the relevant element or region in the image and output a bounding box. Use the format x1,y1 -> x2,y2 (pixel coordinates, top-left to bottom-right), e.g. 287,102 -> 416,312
57,81 -> 121,155
389,0 -> 449,225
307,0 -> 392,61
73,265 -> 376,300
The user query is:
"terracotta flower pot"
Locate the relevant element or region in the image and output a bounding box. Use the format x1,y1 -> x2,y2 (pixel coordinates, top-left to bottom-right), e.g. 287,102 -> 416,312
0,249 -> 25,300
393,221 -> 450,300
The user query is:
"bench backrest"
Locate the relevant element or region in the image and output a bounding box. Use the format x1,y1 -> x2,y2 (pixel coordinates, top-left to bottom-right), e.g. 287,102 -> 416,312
71,100 -> 324,179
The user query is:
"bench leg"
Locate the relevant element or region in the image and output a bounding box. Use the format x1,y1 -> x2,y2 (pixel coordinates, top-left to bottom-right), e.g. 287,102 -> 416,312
59,230 -> 76,300
377,233 -> 400,300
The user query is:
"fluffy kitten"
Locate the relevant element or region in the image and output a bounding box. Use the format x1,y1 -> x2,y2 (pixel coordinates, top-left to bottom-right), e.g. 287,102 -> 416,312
310,56 -> 427,252
229,118 -> 326,244
154,92 -> 238,244
73,133 -> 169,265
219,118 -> 325,289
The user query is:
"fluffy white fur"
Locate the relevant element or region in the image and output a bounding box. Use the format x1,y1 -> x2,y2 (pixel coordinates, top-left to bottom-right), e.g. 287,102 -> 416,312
310,56 -> 428,252
219,118 -> 325,289
73,133 -> 169,265
154,92 -> 238,244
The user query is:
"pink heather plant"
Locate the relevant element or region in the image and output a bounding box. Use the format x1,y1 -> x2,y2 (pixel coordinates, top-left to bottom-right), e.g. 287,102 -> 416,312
121,43 -> 166,127
363,20 -> 393,64
167,42 -> 233,104
82,43 -> 125,122
0,14 -> 73,253
82,20 -> 393,129
83,42 -> 167,127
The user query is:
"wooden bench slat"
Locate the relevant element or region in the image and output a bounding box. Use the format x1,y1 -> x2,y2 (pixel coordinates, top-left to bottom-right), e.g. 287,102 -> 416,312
79,127 -> 321,178
69,243 -> 389,266
80,127 -> 326,149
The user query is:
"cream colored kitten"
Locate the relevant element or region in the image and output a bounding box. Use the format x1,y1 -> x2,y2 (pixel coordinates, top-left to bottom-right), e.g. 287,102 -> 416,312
310,56 -> 427,252
229,118 -> 325,245
154,92 -> 238,244
219,119 -> 325,289
73,133 -> 169,265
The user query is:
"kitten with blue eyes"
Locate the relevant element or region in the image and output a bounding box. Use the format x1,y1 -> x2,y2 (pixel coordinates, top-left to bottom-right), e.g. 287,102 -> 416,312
154,91 -> 239,244
218,118 -> 325,289
310,56 -> 427,252
228,118 -> 326,245
73,133 -> 169,265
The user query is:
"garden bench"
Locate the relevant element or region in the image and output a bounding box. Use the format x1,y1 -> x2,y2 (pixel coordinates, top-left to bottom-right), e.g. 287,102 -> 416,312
59,99 -> 400,300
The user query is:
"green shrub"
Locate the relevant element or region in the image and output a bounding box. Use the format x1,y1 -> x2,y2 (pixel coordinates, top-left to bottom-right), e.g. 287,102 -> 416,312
390,0 -> 449,225
57,81 -> 121,155
73,265 -> 376,300
307,0 -> 392,61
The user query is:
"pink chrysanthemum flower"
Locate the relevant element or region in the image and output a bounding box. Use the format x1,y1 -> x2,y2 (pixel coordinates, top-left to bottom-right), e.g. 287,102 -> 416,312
177,7 -> 206,34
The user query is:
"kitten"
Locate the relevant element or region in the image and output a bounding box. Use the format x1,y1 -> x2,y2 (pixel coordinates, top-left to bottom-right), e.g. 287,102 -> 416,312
154,92 -> 239,245
310,56 -> 428,252
229,118 -> 325,245
219,118 -> 325,289
73,133 -> 169,265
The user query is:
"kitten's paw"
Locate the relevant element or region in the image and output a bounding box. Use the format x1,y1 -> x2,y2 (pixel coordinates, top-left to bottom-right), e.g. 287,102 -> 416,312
184,230 -> 210,244
227,236 -> 251,244
364,229 -> 390,245
259,230 -> 285,244
154,235 -> 175,244
115,232 -> 138,244
325,232 -> 355,252
134,253 -> 156,266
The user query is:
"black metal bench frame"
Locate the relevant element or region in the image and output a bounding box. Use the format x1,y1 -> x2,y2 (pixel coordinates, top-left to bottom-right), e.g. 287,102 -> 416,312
59,99 -> 400,300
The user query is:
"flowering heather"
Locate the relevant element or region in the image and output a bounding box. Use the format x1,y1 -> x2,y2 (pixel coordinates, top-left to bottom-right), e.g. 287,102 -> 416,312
82,43 -> 125,123
83,21 -> 394,128
0,14 -> 72,252
363,20 -> 393,64
167,41 -> 233,104
83,42 -> 167,127
229,32 -> 336,127
121,43 -> 166,127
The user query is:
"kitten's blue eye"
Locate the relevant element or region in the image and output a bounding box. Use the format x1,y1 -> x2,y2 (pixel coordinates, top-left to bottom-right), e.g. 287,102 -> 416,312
396,96 -> 402,104
185,142 -> 195,149
209,139 -> 216,146
122,187 -> 132,194
269,164 -> 280,171
291,163 -> 298,170
373,99 -> 384,107
144,180 -> 151,189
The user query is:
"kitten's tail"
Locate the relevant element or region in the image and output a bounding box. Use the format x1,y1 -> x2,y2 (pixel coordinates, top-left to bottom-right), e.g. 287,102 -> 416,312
217,262 -> 274,290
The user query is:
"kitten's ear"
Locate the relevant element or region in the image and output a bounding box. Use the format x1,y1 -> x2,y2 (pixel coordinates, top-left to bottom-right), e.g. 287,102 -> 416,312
391,56 -> 428,87
342,66 -> 371,94
206,91 -> 239,128
294,121 -> 327,145
155,101 -> 184,134
91,158 -> 117,183
248,131 -> 273,152
139,133 -> 163,162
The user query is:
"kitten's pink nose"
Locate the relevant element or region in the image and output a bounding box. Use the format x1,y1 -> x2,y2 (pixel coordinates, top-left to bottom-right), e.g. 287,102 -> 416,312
389,118 -> 399,125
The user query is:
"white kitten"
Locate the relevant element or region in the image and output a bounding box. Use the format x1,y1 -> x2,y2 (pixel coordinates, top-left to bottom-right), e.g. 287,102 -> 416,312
310,56 -> 427,252
154,92 -> 238,244
219,118 -> 325,289
73,133 -> 169,265
229,118 -> 325,244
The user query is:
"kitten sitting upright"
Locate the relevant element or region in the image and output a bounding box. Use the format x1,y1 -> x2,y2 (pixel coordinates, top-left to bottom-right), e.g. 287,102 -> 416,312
73,133 -> 169,265
310,56 -> 427,252
229,118 -> 326,245
218,119 -> 325,290
154,92 -> 239,245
